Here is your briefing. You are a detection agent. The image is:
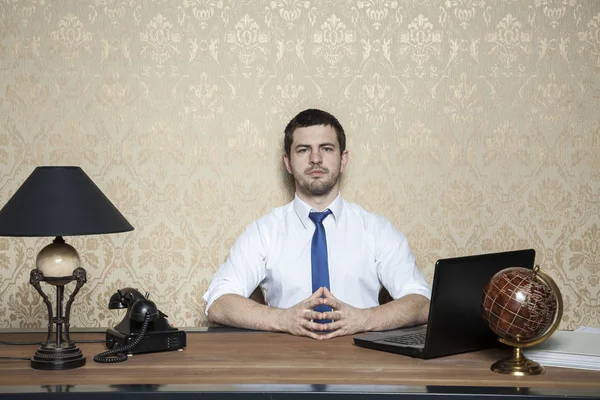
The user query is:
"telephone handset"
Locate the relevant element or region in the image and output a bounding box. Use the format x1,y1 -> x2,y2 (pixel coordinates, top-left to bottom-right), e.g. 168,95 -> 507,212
94,288 -> 186,363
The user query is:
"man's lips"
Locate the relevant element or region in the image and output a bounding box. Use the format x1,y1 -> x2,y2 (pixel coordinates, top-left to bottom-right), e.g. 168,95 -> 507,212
307,169 -> 327,176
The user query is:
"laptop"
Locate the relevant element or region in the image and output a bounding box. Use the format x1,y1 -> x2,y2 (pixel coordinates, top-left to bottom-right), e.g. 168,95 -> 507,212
353,249 -> 536,359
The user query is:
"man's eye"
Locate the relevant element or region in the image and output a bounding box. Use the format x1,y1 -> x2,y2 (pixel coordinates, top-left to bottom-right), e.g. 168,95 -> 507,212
323,147 -> 333,152
298,148 -> 308,153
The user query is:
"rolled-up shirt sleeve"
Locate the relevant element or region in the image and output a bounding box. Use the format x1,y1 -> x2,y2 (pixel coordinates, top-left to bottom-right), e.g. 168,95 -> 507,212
376,219 -> 431,300
202,221 -> 266,313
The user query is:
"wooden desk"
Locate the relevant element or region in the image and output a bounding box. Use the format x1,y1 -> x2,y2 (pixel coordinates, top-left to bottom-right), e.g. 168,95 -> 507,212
1,331 -> 599,399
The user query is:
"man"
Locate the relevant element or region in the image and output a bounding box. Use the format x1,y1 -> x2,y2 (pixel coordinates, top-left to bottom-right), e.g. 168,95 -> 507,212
203,109 -> 431,340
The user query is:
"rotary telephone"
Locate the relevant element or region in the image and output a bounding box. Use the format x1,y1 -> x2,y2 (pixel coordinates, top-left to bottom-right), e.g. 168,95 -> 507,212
94,288 -> 186,363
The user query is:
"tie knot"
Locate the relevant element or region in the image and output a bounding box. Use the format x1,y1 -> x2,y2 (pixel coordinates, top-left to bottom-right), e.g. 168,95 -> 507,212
309,209 -> 332,225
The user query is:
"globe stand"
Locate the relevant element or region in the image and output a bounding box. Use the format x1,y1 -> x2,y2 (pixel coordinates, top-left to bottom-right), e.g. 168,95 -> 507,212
491,347 -> 545,376
29,267 -> 87,370
486,266 -> 563,376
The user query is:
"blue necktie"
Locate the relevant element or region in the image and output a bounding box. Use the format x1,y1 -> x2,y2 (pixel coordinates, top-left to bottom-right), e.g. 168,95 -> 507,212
309,209 -> 333,324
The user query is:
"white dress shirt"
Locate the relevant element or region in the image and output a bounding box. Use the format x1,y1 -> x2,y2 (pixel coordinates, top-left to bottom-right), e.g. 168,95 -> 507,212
203,194 -> 431,312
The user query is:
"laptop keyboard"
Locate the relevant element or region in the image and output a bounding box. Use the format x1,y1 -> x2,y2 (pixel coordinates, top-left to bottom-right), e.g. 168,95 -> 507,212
381,332 -> 426,346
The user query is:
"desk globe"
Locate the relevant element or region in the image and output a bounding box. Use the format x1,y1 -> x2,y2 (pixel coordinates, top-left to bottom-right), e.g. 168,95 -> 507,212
481,265 -> 563,376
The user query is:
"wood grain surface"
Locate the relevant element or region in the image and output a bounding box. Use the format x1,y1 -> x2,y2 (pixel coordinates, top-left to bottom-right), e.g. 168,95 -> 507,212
0,332 -> 599,388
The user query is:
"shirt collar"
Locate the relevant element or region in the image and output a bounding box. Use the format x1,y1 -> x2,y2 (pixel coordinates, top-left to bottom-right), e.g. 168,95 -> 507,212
293,193 -> 343,229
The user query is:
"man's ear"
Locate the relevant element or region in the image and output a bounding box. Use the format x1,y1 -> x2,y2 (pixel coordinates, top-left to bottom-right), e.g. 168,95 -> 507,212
284,154 -> 292,174
340,150 -> 349,173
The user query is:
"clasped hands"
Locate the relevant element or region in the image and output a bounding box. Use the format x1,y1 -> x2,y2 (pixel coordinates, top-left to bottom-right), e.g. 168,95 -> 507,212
280,287 -> 371,340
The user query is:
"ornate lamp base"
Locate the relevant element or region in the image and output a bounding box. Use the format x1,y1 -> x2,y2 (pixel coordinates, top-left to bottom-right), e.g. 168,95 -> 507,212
31,343 -> 86,370
491,347 -> 545,376
29,266 -> 88,371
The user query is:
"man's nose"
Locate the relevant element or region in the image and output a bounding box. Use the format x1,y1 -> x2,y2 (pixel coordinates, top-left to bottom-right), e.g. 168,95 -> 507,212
309,150 -> 323,164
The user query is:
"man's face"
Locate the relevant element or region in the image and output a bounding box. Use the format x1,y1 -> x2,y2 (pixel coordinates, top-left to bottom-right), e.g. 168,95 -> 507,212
284,124 -> 349,197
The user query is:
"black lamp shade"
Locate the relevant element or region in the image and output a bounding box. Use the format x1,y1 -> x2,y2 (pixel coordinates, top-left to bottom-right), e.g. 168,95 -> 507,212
0,166 -> 134,237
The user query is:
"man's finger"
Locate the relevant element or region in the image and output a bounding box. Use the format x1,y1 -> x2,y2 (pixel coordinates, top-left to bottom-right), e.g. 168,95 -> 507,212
301,328 -> 325,341
303,310 -> 323,320
321,311 -> 342,320
304,297 -> 324,309
310,287 -> 325,298
303,319 -> 326,332
319,328 -> 344,340
323,296 -> 341,310
322,320 -> 342,332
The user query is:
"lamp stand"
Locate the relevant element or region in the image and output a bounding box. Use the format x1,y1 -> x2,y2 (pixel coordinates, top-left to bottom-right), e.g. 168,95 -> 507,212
29,267 -> 87,370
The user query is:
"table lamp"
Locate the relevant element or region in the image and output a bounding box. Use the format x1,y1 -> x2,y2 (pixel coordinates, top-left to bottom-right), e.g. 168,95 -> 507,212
0,166 -> 134,370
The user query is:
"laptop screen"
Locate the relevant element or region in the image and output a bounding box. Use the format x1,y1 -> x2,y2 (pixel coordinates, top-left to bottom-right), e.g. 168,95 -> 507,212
353,249 -> 536,359
423,248 -> 536,357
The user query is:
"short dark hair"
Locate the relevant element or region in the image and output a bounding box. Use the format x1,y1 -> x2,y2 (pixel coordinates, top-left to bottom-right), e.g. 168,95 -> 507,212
284,109 -> 346,156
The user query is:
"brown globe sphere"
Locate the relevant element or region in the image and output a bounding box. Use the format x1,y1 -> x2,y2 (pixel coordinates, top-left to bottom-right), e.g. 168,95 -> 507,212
481,267 -> 558,343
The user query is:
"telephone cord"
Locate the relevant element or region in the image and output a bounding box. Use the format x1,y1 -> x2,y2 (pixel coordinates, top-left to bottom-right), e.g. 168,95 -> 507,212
93,313 -> 151,363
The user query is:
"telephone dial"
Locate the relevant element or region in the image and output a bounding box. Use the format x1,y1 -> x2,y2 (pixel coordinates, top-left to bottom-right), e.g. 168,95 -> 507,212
94,288 -> 186,363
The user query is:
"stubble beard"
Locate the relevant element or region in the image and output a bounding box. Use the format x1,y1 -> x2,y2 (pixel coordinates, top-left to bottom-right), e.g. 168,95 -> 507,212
295,168 -> 340,196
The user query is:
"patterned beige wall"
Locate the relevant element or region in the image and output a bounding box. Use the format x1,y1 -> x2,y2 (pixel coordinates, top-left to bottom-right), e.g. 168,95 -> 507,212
0,0 -> 598,330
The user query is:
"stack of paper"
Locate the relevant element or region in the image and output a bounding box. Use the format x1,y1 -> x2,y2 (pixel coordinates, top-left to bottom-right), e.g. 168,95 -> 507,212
574,326 -> 600,334
523,329 -> 600,371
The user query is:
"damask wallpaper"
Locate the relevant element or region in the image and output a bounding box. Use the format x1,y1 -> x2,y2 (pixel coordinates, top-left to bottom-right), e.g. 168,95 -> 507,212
0,0 -> 598,330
